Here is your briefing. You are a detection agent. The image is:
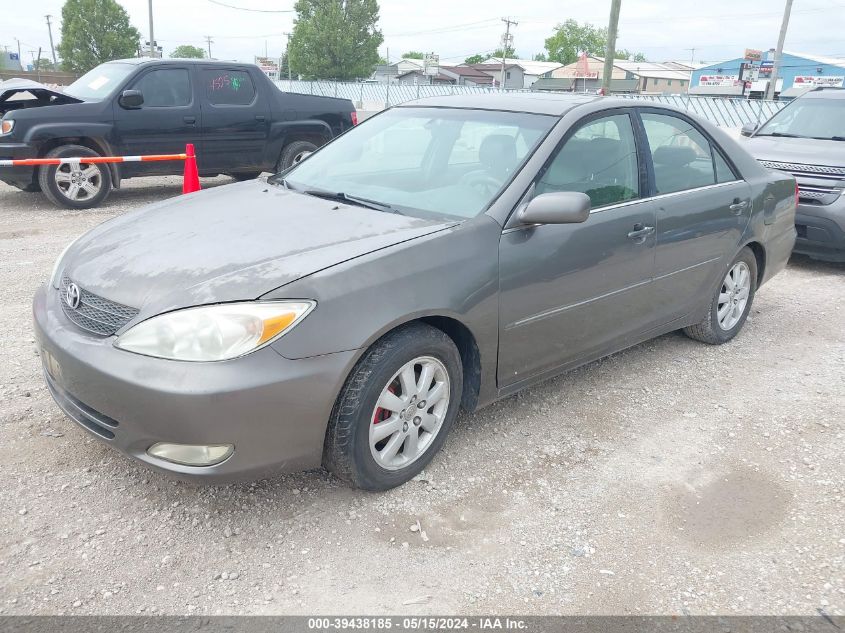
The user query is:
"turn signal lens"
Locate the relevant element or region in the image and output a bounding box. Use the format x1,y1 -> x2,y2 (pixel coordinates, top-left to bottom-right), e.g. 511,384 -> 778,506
0,119 -> 13,135
115,301 -> 315,361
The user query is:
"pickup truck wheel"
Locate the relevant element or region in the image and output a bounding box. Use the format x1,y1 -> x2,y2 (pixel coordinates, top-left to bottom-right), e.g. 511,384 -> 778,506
230,171 -> 262,182
38,145 -> 112,210
278,140 -> 318,171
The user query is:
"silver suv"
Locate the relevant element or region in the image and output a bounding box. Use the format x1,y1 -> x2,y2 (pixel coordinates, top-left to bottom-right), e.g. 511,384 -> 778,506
742,87 -> 845,262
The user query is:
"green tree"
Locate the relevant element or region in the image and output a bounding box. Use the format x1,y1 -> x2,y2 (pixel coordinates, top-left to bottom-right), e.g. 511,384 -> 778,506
288,0 -> 383,80
401,51 -> 424,59
464,53 -> 485,64
57,0 -> 141,73
543,19 -> 607,65
533,52 -> 548,62
34,57 -> 56,71
492,46 -> 517,59
615,49 -> 647,62
170,44 -> 205,59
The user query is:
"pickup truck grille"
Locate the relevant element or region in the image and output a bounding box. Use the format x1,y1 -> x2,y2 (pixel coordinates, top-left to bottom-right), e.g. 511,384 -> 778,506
757,160 -> 844,205
58,275 -> 139,336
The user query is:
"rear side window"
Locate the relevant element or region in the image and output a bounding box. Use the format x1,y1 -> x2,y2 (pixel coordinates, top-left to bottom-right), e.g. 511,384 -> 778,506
203,70 -> 256,106
536,113 -> 639,208
132,69 -> 191,107
641,112 -> 716,194
713,150 -> 737,183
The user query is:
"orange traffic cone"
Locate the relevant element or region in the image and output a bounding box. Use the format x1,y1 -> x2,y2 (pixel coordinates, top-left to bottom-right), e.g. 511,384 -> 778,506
182,143 -> 201,194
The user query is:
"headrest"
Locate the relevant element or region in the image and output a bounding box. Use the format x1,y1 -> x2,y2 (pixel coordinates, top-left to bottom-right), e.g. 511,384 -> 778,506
479,134 -> 518,173
653,145 -> 697,166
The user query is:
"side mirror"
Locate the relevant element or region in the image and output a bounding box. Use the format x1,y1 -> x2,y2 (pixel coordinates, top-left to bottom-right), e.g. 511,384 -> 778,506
519,192 -> 591,225
119,89 -> 144,109
740,122 -> 758,137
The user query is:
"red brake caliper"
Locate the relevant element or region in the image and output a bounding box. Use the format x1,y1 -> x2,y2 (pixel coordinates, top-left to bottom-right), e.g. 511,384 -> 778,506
373,384 -> 396,425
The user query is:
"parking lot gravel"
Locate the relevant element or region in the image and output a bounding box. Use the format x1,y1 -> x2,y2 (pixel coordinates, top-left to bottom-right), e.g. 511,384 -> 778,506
0,177 -> 843,616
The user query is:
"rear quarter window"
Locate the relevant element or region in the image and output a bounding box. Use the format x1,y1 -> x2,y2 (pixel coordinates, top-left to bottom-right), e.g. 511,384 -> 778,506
203,70 -> 256,106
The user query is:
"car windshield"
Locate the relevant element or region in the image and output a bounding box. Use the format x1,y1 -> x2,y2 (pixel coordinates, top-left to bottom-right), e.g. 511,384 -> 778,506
276,107 -> 557,220
756,96 -> 845,140
65,63 -> 135,100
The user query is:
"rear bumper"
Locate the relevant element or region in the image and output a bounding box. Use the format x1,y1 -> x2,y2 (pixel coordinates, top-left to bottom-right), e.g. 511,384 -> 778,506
0,141 -> 38,188
794,199 -> 845,262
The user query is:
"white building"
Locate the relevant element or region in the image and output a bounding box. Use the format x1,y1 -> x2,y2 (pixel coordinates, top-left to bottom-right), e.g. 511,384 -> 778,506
481,57 -> 565,88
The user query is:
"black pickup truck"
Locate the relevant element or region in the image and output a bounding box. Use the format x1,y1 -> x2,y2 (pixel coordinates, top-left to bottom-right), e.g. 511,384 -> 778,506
0,58 -> 356,208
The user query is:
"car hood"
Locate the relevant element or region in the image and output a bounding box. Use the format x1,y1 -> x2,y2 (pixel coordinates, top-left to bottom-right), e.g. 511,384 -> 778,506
63,179 -> 457,318
0,78 -> 83,114
742,135 -> 845,168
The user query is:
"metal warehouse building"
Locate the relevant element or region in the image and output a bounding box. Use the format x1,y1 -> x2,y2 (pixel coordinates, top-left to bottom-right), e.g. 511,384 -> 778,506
690,50 -> 845,99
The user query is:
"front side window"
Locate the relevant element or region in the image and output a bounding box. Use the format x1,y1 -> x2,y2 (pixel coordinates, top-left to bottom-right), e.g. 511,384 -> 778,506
279,107 -> 556,220
65,63 -> 135,100
535,113 -> 639,208
641,112 -> 717,194
756,97 -> 845,140
203,70 -> 256,106
131,69 -> 191,107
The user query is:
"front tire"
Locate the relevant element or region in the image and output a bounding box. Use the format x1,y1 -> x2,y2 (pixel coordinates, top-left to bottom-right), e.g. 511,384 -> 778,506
684,247 -> 758,345
323,323 -> 463,491
38,145 -> 112,210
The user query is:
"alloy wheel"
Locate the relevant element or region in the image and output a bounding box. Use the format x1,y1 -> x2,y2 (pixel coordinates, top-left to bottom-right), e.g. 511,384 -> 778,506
717,261 -> 751,331
369,356 -> 451,471
54,164 -> 102,201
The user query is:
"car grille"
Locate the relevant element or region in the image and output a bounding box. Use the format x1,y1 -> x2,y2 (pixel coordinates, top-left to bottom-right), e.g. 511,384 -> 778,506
757,160 -> 845,205
58,275 -> 139,336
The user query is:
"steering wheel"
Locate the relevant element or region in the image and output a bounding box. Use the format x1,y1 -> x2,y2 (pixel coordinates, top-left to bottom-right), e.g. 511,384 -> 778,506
459,170 -> 502,197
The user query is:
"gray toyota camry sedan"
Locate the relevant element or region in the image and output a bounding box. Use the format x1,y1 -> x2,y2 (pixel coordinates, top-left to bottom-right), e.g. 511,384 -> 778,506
34,94 -> 797,490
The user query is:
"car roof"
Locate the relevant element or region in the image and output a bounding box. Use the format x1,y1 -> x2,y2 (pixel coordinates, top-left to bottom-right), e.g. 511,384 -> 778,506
398,92 -> 601,116
108,58 -> 257,67
800,87 -> 845,99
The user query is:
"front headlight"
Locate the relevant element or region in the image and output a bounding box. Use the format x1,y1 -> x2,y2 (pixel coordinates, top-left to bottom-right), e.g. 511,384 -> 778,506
114,301 -> 315,361
0,119 -> 14,135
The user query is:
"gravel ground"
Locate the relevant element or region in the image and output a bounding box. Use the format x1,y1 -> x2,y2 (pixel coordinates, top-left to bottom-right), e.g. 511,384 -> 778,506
0,177 -> 843,616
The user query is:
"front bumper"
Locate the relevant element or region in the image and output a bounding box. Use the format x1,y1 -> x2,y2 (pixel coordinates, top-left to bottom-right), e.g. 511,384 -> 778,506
33,284 -> 358,481
793,197 -> 845,262
0,141 -> 38,189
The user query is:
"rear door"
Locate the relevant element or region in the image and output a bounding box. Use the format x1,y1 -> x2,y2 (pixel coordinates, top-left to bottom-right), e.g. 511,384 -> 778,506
112,65 -> 199,176
637,109 -> 752,322
497,110 -> 658,387
197,67 -> 270,173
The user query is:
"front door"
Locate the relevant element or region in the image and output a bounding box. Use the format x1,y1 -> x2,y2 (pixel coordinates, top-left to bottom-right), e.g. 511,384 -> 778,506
498,112 -> 658,388
113,65 -> 199,176
197,67 -> 270,173
637,110 -> 753,321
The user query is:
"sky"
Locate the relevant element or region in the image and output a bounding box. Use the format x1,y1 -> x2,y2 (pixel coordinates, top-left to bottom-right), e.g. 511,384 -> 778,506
3,0 -> 845,68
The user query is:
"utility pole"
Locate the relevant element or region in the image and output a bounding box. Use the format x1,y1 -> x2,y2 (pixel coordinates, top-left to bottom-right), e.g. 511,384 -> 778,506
766,0 -> 793,100
284,32 -> 292,81
499,17 -> 517,92
602,0 -> 622,93
45,15 -> 57,66
15,38 -> 22,66
147,0 -> 155,58
205,36 -> 214,59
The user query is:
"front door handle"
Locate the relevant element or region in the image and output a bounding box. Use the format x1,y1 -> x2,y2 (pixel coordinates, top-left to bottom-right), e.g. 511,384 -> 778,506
255,115 -> 266,122
183,116 -> 196,124
729,198 -> 749,214
627,223 -> 655,241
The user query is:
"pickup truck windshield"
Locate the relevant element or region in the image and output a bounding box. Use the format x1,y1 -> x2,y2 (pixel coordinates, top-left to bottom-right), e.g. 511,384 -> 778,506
65,63 -> 135,100
757,97 -> 845,140
278,107 -> 556,220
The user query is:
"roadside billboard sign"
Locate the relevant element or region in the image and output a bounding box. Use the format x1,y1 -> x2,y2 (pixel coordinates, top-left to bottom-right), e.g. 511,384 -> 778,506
744,48 -> 763,62
793,75 -> 844,88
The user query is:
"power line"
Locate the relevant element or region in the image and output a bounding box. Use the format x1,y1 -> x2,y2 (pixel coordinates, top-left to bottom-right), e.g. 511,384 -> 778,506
206,0 -> 294,12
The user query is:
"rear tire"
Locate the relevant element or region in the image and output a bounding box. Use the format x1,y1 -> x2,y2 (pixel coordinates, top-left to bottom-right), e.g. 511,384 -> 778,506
683,247 -> 757,345
277,140 -> 319,171
230,171 -> 262,181
38,145 -> 112,210
323,323 -> 463,491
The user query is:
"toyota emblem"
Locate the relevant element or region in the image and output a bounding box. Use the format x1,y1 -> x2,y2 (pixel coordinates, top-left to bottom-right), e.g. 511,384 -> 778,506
65,283 -> 81,310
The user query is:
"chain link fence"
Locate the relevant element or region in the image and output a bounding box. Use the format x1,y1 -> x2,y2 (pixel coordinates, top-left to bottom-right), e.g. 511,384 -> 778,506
274,80 -> 786,128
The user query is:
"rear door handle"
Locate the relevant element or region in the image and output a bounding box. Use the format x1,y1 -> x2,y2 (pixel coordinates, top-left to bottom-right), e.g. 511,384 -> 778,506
183,116 -> 196,124
627,224 -> 655,241
729,198 -> 749,214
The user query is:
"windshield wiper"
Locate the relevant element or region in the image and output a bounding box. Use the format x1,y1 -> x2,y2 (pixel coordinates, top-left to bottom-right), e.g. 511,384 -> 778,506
755,132 -> 806,138
300,189 -> 401,214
